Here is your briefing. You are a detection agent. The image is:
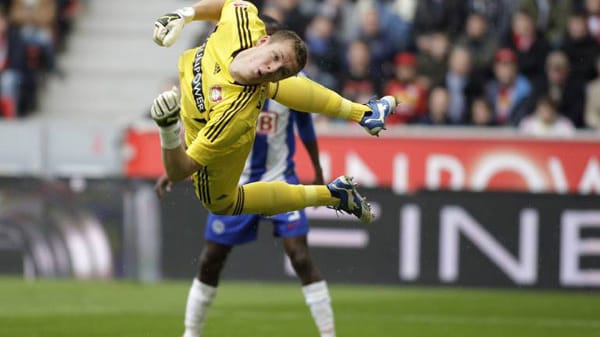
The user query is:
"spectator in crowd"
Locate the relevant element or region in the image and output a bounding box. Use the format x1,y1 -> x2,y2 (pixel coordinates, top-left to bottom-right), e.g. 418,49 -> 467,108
55,0 -> 79,51
444,46 -> 484,124
519,95 -> 575,136
456,11 -> 499,80
316,0 -> 353,35
486,48 -> 533,126
378,1 -> 413,52
470,96 -> 497,126
535,50 -> 586,127
303,53 -> 338,92
351,1 -> 395,74
416,31 -> 450,88
584,54 -> 600,128
304,15 -> 343,76
0,0 -> 80,119
274,0 -> 312,37
261,5 -> 285,25
339,39 -> 381,106
584,0 -> 600,42
384,52 -> 428,124
466,0 -> 516,38
420,86 -> 451,125
502,9 -> 551,85
518,0 -> 574,46
0,9 -> 18,118
561,10 -> 600,82
413,0 -> 466,39
389,0 -> 418,24
7,0 -> 57,115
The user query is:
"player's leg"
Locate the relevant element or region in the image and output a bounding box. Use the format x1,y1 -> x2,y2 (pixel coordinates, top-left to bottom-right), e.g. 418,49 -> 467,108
273,210 -> 336,337
284,236 -> 336,337
193,112 -> 373,222
183,240 -> 231,337
284,235 -> 322,284
194,140 -> 344,219
270,76 -> 396,136
239,176 -> 373,223
183,213 -> 260,337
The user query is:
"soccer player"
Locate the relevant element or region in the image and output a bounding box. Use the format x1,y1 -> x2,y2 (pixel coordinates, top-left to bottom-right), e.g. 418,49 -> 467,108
155,17 -> 335,337
150,0 -> 395,226
157,81 -> 336,337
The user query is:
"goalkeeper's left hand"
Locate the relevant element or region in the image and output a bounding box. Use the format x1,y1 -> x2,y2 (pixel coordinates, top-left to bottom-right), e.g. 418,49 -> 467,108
152,7 -> 195,47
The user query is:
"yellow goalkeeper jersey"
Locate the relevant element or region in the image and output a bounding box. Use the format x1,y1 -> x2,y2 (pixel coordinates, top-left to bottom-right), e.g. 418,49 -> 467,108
177,0 -> 268,166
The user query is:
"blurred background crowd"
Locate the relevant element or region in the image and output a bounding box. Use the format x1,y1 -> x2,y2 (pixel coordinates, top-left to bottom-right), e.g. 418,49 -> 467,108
5,0 -> 600,138
0,0 -> 78,118
253,0 -> 600,136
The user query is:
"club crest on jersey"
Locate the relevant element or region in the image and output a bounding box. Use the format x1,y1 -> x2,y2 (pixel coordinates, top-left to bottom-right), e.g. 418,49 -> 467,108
211,220 -> 225,235
210,86 -> 223,103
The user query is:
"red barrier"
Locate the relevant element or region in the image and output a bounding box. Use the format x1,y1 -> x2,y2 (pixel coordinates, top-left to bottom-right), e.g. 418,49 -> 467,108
295,134 -> 600,194
124,128 -> 164,178
124,128 -> 600,194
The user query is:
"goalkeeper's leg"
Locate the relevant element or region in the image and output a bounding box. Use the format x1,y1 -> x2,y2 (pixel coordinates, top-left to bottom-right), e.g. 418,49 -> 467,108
270,76 -> 396,136
200,139 -> 373,223
270,76 -> 367,122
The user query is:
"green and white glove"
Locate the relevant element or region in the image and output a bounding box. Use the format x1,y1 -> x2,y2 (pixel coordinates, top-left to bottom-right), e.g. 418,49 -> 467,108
152,7 -> 195,47
151,86 -> 182,149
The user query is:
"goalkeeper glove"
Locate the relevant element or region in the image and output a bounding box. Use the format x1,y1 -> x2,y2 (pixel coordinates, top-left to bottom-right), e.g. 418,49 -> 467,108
151,86 -> 183,150
151,86 -> 181,127
152,7 -> 195,47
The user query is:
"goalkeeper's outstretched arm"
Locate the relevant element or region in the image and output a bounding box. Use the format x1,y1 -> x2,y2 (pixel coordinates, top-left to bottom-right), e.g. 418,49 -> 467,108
187,0 -> 227,21
153,0 -> 227,47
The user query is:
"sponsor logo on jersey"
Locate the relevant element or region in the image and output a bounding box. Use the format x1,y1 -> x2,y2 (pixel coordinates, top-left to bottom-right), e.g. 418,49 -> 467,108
210,86 -> 223,103
191,43 -> 207,112
257,110 -> 278,135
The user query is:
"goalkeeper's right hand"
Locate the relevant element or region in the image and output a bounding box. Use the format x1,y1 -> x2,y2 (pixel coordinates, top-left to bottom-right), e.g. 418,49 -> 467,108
151,86 -> 181,127
152,7 -> 195,47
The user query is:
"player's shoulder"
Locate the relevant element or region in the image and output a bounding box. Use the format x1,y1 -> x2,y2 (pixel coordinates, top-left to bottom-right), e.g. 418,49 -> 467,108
220,0 -> 259,18
226,0 -> 256,9
297,70 -> 308,78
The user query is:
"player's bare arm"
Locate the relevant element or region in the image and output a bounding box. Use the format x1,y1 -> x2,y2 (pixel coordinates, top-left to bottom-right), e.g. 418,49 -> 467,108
302,139 -> 324,185
153,0 -> 227,47
295,111 -> 324,184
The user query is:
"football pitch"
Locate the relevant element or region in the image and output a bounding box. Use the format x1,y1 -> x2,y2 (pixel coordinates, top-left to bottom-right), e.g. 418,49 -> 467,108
0,278 -> 599,337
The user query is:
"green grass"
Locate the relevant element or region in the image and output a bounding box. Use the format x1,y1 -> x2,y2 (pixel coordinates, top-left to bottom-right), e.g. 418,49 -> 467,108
0,278 -> 599,337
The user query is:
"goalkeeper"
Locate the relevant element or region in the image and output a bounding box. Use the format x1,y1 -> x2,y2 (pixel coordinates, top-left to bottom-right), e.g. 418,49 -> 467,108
150,0 -> 396,224
154,15 -> 340,337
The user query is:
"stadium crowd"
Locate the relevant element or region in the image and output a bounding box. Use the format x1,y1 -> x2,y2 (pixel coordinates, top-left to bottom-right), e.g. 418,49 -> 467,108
4,0 -> 600,138
0,0 -> 78,118
250,0 -> 600,136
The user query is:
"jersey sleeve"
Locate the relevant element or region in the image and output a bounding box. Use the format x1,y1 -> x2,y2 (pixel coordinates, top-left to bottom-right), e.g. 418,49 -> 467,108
215,0 -> 265,54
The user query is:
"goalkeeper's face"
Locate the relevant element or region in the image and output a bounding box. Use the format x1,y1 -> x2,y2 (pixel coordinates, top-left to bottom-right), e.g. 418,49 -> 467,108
230,36 -> 300,84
